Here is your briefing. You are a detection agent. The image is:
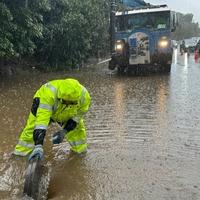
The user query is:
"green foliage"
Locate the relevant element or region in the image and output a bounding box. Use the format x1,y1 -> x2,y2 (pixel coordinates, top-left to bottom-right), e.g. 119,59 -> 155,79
0,3 -> 15,58
6,0 -> 46,57
36,0 -> 109,67
0,0 -> 50,61
0,0 -> 110,68
183,14 -> 193,23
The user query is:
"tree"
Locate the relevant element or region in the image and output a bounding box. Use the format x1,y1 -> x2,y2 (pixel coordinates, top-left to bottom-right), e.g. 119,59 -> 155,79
173,13 -> 200,40
0,0 -> 111,69
0,2 -> 15,60
36,0 -> 109,67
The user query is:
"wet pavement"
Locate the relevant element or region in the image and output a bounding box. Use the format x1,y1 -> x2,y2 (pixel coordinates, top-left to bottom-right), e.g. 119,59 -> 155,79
0,50 -> 200,199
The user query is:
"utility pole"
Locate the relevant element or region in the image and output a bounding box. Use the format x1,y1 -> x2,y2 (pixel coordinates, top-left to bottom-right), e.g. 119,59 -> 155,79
110,0 -> 116,53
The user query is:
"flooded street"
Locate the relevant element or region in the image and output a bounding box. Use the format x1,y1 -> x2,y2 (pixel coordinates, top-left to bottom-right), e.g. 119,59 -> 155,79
1,51 -> 200,200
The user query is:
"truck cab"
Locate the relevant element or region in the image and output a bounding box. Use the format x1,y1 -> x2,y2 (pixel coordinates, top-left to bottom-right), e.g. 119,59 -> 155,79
109,5 -> 178,73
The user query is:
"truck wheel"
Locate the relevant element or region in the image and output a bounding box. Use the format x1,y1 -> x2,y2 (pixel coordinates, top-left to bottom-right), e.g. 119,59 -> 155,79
108,60 -> 116,70
164,64 -> 171,73
117,66 -> 125,74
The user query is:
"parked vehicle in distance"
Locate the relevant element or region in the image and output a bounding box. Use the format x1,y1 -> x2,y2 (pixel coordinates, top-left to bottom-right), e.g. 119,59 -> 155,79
184,37 -> 200,53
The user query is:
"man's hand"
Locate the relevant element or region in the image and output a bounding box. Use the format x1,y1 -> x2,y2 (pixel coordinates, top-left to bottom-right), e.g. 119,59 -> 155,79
52,129 -> 66,144
64,119 -> 77,132
28,145 -> 44,161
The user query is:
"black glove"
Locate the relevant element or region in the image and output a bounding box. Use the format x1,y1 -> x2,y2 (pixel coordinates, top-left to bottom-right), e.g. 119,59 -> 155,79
52,129 -> 66,144
64,119 -> 77,132
33,129 -> 46,145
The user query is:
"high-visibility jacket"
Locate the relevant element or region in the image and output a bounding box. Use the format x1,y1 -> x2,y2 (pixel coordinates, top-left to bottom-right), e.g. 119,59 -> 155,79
14,79 -> 91,156
33,79 -> 91,129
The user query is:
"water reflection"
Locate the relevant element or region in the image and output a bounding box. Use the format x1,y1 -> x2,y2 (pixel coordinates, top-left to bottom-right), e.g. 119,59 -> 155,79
0,60 -> 200,199
0,154 -> 27,199
113,80 -> 125,134
48,151 -> 92,200
174,48 -> 178,65
184,52 -> 188,68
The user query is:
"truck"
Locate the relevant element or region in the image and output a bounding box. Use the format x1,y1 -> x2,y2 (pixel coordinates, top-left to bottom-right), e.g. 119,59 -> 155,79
109,4 -> 178,73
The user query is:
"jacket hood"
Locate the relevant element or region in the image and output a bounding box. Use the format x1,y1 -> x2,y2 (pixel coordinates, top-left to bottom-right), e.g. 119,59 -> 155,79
57,79 -> 82,101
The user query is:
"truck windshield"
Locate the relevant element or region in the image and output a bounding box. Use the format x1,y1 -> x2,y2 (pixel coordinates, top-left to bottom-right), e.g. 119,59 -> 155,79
116,11 -> 170,32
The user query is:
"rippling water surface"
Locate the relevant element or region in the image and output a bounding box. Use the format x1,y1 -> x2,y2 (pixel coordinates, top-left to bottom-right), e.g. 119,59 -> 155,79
1,53 -> 200,199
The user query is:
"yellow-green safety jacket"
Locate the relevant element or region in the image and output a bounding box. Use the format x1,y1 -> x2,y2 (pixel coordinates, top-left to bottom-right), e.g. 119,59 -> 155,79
14,79 -> 91,155
34,79 -> 91,129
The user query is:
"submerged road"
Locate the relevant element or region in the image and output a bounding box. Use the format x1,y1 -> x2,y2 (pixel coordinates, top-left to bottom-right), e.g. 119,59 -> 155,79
0,50 -> 200,199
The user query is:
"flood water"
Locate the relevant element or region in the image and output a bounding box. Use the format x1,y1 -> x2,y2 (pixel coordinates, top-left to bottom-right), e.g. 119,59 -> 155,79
1,51 -> 200,199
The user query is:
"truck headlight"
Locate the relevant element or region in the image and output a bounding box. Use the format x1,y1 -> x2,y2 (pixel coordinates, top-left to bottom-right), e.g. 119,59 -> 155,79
116,43 -> 123,50
158,37 -> 169,48
115,40 -> 124,52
